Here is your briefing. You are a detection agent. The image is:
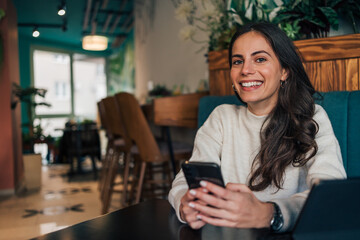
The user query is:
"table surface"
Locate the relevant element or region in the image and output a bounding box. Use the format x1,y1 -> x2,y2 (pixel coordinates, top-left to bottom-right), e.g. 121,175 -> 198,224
32,199 -> 291,240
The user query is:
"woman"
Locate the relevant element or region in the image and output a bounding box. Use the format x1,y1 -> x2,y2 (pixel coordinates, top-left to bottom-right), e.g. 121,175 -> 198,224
168,22 -> 346,232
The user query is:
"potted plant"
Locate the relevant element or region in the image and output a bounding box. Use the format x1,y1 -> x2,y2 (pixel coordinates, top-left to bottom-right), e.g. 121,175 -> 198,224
173,0 -> 360,49
11,83 -> 52,191
274,0 -> 360,40
11,82 -> 51,153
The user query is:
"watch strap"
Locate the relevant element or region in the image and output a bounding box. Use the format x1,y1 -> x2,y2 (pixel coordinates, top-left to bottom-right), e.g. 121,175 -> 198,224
269,202 -> 284,232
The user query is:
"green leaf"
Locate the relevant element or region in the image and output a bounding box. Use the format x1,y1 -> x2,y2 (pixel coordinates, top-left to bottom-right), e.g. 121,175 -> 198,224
317,7 -> 338,29
327,0 -> 343,8
292,0 -> 303,9
304,17 -> 326,28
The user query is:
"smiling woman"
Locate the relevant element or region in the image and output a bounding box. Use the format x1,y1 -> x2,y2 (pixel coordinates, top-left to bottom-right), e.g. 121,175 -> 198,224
169,22 -> 346,233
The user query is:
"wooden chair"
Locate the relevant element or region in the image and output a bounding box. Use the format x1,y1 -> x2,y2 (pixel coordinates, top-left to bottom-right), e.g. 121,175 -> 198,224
97,100 -> 109,192
61,122 -> 101,180
114,92 -> 192,204
99,96 -> 132,214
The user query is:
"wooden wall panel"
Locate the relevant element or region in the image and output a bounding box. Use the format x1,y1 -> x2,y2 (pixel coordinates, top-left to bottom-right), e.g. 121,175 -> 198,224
209,70 -> 232,95
345,58 -> 359,91
294,34 -> 360,62
333,60 -> 346,91
304,62 -> 321,91
208,34 -> 360,95
320,61 -> 334,92
208,49 -> 229,70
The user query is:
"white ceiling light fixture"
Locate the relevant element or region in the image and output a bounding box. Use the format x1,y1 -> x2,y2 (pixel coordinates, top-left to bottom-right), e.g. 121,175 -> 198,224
82,35 -> 108,51
32,27 -> 40,38
58,1 -> 66,16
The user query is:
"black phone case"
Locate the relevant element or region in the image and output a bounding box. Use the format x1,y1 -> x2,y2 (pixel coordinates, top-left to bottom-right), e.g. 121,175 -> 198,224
181,161 -> 225,189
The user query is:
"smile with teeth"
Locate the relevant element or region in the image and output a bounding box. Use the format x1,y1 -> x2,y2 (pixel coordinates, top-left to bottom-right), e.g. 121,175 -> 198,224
240,81 -> 263,87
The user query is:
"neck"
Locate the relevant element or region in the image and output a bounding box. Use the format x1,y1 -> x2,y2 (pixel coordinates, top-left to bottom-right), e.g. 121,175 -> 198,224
247,101 -> 276,116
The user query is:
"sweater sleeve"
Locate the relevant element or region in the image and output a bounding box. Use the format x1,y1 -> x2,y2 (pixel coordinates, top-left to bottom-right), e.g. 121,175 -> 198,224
272,105 -> 347,232
168,106 -> 225,222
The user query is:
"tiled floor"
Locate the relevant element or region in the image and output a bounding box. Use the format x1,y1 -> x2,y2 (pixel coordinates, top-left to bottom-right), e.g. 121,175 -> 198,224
0,160 -> 122,240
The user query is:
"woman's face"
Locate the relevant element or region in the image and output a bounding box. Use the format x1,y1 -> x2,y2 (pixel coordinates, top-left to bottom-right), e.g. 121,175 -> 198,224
230,31 -> 288,115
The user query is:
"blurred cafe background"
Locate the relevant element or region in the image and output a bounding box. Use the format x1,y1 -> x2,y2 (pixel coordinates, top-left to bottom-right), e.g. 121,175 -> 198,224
0,0 -> 359,239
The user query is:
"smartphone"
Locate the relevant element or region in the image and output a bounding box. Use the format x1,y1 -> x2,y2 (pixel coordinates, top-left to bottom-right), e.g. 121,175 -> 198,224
181,161 -> 225,189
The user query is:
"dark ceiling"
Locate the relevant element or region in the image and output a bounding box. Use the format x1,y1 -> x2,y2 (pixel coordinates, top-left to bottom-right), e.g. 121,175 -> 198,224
13,0 -> 134,51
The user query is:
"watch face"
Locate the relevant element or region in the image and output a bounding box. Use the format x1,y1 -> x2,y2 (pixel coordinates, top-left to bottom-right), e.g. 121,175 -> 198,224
271,216 -> 284,231
270,202 -> 284,232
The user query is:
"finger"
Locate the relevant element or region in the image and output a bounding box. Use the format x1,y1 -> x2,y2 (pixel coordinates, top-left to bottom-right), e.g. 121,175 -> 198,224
190,200 -> 228,220
188,219 -> 206,229
226,183 -> 252,193
199,181 -> 229,199
182,202 -> 204,222
189,188 -> 227,209
195,199 -> 207,206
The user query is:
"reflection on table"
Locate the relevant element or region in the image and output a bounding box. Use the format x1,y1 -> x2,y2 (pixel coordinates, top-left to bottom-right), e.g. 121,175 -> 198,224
32,199 -> 290,240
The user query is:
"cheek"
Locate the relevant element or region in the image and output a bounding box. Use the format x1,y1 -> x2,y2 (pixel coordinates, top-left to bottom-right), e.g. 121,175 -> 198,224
230,69 -> 239,82
261,68 -> 281,82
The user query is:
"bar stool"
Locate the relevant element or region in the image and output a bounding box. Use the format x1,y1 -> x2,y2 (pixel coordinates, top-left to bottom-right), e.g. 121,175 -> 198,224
114,92 -> 192,204
99,96 -> 132,214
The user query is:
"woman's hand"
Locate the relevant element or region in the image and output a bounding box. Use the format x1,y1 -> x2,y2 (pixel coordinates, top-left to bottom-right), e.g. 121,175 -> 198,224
187,181 -> 274,228
179,189 -> 207,229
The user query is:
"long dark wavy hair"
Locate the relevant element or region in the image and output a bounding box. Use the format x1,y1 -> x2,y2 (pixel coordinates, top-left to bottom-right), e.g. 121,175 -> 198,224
228,22 -> 319,191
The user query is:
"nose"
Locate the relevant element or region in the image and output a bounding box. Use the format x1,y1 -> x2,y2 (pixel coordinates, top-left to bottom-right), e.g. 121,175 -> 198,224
241,60 -> 255,76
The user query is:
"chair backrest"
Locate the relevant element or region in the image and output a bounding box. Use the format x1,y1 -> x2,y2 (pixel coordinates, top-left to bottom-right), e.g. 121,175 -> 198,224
97,100 -> 108,132
114,92 -> 163,163
102,96 -> 132,149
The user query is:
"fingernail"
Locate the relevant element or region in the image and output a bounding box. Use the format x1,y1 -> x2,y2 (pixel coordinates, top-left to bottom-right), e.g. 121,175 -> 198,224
188,202 -> 195,208
189,189 -> 196,196
200,181 -> 207,187
196,215 -> 202,220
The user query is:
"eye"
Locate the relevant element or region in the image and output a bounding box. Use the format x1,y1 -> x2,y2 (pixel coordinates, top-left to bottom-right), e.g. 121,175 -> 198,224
256,57 -> 266,63
232,59 -> 243,65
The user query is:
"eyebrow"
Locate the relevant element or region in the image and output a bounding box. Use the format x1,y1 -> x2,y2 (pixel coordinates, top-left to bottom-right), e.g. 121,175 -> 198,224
232,50 -> 272,59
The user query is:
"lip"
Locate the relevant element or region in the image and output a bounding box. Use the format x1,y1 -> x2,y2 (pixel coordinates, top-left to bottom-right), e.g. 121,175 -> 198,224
238,80 -> 263,91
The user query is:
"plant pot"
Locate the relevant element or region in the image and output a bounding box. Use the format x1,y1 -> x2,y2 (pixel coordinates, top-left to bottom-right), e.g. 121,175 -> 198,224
23,153 -> 42,191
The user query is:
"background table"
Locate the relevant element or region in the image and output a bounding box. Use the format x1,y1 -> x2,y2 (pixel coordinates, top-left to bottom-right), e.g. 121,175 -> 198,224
32,199 -> 291,240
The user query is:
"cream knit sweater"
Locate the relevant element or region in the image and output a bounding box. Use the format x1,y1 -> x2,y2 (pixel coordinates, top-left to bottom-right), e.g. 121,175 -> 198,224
168,104 -> 346,232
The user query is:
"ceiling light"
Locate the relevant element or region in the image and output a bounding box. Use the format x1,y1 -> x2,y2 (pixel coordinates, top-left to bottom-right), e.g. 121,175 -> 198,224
57,1 -> 66,16
32,28 -> 40,38
82,35 -> 108,51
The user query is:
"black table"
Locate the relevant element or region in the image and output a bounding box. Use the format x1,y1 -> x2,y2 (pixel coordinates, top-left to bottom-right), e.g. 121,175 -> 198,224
32,199 -> 291,240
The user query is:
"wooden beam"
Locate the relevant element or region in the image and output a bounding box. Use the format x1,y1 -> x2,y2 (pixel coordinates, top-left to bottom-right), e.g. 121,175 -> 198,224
82,0 -> 92,31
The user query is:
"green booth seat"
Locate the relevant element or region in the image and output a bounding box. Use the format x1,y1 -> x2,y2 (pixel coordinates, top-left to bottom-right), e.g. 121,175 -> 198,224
198,91 -> 360,178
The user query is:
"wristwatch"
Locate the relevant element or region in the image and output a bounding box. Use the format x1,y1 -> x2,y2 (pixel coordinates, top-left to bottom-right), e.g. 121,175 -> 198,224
269,202 -> 284,232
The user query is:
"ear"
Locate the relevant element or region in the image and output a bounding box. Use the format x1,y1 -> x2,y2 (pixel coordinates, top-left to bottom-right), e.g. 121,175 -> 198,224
280,68 -> 289,81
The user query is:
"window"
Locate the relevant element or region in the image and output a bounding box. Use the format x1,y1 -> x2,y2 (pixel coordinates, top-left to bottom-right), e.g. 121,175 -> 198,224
33,50 -> 71,115
32,49 -> 107,138
73,54 -> 107,121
